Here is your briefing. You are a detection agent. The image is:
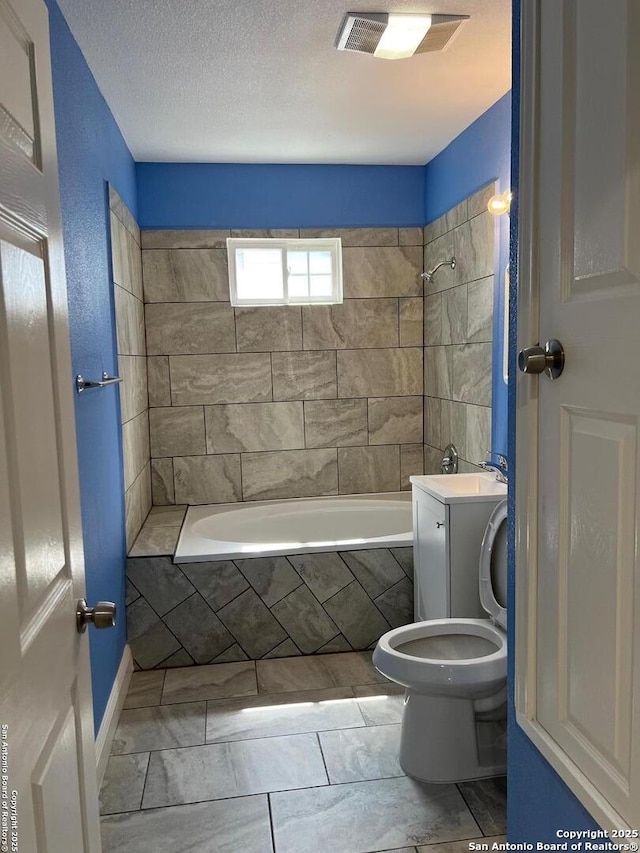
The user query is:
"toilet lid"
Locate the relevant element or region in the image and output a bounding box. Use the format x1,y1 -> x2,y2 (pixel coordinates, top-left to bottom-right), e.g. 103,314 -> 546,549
479,499 -> 508,630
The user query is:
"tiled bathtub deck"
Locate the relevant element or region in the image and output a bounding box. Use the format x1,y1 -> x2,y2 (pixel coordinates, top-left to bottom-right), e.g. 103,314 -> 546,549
101,651 -> 506,853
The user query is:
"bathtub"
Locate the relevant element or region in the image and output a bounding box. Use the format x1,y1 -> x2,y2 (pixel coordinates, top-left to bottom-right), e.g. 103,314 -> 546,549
174,492 -> 412,562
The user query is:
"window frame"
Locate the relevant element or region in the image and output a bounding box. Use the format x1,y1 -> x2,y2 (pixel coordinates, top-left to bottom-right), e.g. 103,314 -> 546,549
226,237 -> 343,307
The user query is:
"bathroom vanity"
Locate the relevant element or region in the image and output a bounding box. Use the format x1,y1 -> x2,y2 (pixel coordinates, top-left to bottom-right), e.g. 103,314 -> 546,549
410,474 -> 507,621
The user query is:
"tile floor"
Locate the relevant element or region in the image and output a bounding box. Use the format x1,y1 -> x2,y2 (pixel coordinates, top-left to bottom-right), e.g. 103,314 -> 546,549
100,651 -> 507,853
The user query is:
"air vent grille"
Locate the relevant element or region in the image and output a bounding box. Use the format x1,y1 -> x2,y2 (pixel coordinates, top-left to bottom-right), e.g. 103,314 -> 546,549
343,17 -> 387,53
415,19 -> 466,53
335,13 -> 387,55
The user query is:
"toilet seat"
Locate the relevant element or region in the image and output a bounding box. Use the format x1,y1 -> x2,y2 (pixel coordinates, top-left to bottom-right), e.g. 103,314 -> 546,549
374,617 -> 506,697
479,500 -> 508,630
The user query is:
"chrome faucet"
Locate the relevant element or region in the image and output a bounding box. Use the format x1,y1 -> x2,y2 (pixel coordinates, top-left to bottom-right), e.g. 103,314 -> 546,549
480,453 -> 508,484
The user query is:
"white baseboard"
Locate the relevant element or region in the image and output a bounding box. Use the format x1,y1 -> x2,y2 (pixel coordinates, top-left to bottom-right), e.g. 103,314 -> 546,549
95,644 -> 133,786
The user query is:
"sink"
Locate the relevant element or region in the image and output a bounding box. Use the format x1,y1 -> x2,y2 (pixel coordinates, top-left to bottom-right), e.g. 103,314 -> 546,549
409,473 -> 507,504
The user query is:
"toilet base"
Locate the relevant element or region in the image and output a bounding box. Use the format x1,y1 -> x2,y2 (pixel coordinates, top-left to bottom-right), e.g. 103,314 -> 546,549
399,690 -> 506,783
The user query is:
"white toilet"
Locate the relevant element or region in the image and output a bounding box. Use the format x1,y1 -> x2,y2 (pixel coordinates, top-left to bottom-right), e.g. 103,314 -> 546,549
373,498 -> 508,784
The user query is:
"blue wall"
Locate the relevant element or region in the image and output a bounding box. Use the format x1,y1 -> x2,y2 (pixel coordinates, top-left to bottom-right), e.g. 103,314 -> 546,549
507,0 -> 600,837
47,0 -> 135,734
136,163 -> 425,229
425,92 -> 511,460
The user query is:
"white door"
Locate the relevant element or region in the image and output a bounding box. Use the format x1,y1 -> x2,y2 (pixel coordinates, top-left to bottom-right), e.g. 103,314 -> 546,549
516,0 -> 640,831
0,0 -> 103,849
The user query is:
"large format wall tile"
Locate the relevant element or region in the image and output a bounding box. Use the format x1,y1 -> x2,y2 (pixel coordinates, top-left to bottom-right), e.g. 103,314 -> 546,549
323,581 -> 391,648
440,399 -> 468,458
467,276 -> 494,343
146,303 -> 236,355
235,306 -> 302,352
340,549 -> 405,599
338,446 -> 400,494
170,354 -> 272,406
442,285 -> 468,345
119,355 -> 148,424
400,444 -> 424,489
342,247 -> 422,298
452,343 -> 492,406
205,402 -> 304,453
466,404 -> 491,465
122,411 -> 150,491
271,351 -> 337,401
337,348 -> 423,398
399,226 -> 423,246
173,455 -> 242,504
454,212 -> 495,286
367,396 -> 423,445
142,249 -> 230,302
241,449 -> 338,501
151,458 -> 174,505
299,227 -> 399,246
150,407 -> 206,458
303,399 -> 367,448
114,284 -> 146,356
399,297 -> 423,346
302,299 -> 398,350
125,464 -> 152,550
424,293 -> 442,346
270,586 -> 339,653
147,356 -> 171,407
141,230 -> 231,249
287,553 -> 354,603
217,589 -> 288,658
424,347 -> 453,399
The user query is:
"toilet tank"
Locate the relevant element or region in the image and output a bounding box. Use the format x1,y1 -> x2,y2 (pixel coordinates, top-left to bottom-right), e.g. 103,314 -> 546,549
411,477 -> 507,621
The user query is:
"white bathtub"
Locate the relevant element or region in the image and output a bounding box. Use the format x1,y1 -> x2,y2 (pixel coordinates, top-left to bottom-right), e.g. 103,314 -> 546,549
174,492 -> 412,562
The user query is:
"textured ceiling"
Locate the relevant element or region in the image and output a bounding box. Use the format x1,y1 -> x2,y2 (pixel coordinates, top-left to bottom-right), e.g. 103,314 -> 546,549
55,0 -> 511,164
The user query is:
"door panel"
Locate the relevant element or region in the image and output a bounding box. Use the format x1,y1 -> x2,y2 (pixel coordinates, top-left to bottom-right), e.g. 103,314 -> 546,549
0,239 -> 66,617
0,0 -> 102,849
517,0 -> 640,830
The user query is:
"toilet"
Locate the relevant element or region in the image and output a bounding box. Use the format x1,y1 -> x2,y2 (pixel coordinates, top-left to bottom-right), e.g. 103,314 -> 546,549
373,499 -> 508,784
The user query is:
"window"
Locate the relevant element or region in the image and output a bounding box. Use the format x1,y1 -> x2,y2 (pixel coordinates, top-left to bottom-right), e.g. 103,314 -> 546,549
227,238 -> 343,307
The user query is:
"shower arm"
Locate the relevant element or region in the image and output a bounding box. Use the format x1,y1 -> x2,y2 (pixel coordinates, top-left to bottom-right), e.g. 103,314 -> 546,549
421,257 -> 456,281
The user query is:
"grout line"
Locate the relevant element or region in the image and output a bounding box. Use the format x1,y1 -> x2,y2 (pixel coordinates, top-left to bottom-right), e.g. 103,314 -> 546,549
455,783 -> 486,837
267,793 -> 277,853
315,731 -> 331,785
109,771 -> 418,818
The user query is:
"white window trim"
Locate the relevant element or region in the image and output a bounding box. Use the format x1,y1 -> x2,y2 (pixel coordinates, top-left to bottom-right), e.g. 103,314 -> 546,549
226,237 -> 343,307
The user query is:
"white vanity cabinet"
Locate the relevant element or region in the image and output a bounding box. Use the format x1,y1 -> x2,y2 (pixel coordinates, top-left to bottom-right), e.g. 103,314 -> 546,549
410,474 -> 507,621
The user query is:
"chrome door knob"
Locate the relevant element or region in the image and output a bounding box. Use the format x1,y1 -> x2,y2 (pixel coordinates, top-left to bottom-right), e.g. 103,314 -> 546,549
76,599 -> 117,633
518,339 -> 565,380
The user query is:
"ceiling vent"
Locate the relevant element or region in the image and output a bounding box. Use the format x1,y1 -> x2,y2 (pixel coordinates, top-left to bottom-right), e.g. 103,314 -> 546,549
335,13 -> 469,59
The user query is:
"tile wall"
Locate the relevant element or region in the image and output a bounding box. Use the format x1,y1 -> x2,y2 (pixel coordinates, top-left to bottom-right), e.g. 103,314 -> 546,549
126,545 -> 414,668
109,187 -> 151,547
423,183 -> 496,474
140,227 -> 425,505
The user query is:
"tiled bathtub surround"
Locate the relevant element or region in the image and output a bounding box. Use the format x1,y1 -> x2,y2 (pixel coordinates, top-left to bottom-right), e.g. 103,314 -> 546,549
140,228 -> 425,505
423,184 -> 496,474
109,188 -> 151,547
126,546 -> 414,669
